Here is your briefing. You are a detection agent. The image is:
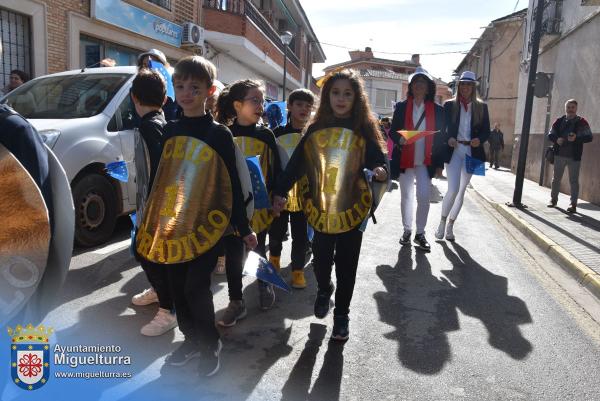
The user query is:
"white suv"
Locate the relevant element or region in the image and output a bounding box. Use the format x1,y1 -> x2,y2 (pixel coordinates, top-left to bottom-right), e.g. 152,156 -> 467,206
1,66 -> 139,247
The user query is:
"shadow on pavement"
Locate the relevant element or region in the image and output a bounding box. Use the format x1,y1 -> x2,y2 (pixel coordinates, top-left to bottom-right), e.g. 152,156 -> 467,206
374,246 -> 458,374
72,215 -> 132,256
280,322 -> 346,401
521,208 -> 600,254
52,248 -> 140,307
441,242 -> 533,360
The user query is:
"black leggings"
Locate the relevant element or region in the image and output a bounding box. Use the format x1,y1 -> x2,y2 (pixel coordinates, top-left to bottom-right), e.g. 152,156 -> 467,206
269,211 -> 308,270
140,261 -> 173,310
167,245 -> 221,351
223,230 -> 269,301
312,228 -> 363,317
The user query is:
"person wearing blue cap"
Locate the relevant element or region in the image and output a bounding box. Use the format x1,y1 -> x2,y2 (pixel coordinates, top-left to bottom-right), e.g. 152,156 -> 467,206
435,71 -> 490,242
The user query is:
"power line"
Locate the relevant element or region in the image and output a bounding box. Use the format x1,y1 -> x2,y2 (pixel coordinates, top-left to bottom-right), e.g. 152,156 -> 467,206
319,42 -> 469,56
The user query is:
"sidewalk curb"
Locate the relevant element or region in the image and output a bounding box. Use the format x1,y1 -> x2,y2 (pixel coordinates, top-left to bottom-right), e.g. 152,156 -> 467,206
472,189 -> 600,300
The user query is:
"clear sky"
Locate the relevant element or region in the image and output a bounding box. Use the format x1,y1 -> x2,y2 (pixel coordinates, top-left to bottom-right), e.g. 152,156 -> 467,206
301,0 -> 525,82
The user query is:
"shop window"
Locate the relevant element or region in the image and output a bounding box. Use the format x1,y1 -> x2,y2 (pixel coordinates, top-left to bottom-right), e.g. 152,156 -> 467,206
80,35 -> 140,68
146,0 -> 171,10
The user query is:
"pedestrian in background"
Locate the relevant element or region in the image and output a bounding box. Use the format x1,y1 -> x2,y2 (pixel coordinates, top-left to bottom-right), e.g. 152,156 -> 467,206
390,67 -> 446,252
1,69 -> 29,96
547,99 -> 593,213
435,71 -> 490,242
273,69 -> 388,341
488,122 -> 504,169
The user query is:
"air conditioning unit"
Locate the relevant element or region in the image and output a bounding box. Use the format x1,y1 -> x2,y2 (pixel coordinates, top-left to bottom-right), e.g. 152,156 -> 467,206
182,22 -> 204,50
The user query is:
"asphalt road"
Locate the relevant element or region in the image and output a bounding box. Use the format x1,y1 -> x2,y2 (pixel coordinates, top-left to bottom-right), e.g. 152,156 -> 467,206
8,178 -> 599,401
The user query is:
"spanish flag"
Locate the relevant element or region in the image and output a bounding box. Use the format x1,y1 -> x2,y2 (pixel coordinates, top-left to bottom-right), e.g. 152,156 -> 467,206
397,130 -> 438,145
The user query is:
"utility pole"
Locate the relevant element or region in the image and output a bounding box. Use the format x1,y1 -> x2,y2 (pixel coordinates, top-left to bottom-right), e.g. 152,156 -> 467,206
538,73 -> 554,186
510,0 -> 546,207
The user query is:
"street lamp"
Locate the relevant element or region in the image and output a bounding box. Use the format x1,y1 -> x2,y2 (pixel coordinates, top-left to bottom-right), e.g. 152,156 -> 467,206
280,30 -> 293,101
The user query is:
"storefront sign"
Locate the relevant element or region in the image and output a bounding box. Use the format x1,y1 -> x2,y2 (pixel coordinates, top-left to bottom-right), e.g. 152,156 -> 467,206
92,0 -> 182,47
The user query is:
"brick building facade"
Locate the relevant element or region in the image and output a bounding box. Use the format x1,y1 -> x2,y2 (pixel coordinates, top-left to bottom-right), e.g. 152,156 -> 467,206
322,48 -> 452,118
0,0 -> 324,98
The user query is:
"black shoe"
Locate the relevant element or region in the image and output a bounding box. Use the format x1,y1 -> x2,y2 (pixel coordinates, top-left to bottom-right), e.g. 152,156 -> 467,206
331,315 -> 349,341
167,339 -> 201,366
314,282 -> 335,319
567,204 -> 577,213
198,339 -> 222,377
399,231 -> 411,245
305,246 -> 313,265
547,200 -> 557,208
258,281 -> 275,310
413,233 -> 431,252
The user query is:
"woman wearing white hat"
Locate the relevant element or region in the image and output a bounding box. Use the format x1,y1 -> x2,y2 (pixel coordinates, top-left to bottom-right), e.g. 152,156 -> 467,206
390,67 -> 446,251
435,71 -> 490,241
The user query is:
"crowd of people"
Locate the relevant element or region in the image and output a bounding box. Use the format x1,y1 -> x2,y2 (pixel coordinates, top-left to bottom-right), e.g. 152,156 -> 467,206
124,54 -> 493,376
2,46 -> 592,378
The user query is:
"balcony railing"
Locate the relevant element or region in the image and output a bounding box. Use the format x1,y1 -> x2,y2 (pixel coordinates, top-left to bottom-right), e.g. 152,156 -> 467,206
203,0 -> 300,67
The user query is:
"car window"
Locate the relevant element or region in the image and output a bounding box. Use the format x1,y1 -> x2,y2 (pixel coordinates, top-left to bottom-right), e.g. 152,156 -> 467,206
108,95 -> 136,132
2,73 -> 131,119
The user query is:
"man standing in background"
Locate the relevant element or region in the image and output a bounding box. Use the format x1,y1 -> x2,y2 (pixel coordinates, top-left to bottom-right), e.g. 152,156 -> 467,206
488,123 -> 504,169
547,99 -> 593,213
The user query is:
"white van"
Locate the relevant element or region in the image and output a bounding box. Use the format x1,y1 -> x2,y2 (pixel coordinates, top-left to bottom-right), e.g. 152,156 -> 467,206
2,67 -> 139,247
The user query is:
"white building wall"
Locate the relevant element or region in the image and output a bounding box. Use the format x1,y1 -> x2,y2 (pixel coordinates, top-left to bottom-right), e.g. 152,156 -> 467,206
513,0 -> 600,203
365,77 -> 405,117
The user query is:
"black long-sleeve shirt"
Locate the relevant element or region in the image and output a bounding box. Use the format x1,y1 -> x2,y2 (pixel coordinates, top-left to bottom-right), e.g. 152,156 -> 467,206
273,122 -> 302,138
274,118 -> 387,198
139,110 -> 166,190
229,121 -> 282,193
163,114 -> 251,238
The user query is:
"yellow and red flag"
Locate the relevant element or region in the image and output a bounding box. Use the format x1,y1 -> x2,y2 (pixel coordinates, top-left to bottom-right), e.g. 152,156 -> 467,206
397,130 -> 438,145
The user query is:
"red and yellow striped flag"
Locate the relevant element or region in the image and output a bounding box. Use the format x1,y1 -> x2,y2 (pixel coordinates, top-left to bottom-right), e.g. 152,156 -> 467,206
397,130 -> 438,145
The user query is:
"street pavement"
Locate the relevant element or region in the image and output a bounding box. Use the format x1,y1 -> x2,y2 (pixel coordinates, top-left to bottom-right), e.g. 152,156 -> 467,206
3,177 -> 600,401
470,165 -> 600,297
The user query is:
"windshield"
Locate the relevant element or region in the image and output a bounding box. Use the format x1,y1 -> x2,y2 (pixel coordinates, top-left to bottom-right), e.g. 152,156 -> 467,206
1,73 -> 131,119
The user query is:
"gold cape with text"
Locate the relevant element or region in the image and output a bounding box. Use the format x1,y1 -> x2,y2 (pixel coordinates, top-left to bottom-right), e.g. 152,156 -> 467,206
300,127 -> 372,234
136,136 -> 232,264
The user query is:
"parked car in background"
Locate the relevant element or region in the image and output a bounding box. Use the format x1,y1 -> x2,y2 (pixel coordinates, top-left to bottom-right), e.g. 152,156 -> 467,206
1,67 -> 139,247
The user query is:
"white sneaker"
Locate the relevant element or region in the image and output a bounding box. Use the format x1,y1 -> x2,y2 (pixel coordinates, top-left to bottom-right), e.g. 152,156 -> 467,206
140,308 -> 177,336
446,223 -> 455,242
435,219 -> 446,240
131,287 -> 159,306
214,256 -> 226,275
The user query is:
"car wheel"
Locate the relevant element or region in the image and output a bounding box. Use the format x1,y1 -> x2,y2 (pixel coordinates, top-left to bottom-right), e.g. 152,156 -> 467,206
72,173 -> 117,247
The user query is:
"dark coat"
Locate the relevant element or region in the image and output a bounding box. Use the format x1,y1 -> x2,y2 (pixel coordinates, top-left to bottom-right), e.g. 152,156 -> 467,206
442,100 -> 491,162
547,115 -> 593,161
389,99 -> 446,178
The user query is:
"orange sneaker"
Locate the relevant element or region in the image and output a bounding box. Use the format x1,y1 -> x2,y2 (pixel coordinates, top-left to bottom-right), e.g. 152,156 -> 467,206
291,270 -> 307,289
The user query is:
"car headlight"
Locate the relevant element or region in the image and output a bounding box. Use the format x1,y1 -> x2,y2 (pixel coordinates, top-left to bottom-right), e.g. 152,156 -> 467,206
38,129 -> 61,149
